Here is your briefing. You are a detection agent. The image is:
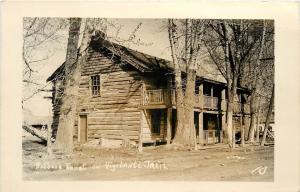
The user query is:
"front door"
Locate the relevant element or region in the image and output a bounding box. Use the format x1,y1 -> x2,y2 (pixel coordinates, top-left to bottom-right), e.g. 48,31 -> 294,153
79,114 -> 87,143
203,113 -> 220,144
151,109 -> 162,135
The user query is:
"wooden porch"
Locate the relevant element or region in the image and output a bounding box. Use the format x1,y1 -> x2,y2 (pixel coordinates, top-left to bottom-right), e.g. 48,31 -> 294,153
138,88 -> 250,149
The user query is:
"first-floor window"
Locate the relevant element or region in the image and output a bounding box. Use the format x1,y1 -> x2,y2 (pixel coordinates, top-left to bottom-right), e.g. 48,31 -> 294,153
91,75 -> 100,96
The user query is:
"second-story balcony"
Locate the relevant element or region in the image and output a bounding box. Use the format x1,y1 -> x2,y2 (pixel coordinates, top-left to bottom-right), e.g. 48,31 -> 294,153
141,89 -> 250,114
142,89 -> 220,110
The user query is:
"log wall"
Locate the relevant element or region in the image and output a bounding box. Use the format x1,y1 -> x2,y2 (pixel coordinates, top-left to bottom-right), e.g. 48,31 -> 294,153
50,47 -> 171,145
76,48 -> 143,142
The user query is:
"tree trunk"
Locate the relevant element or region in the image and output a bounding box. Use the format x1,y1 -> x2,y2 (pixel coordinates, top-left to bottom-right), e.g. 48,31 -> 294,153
167,19 -> 202,148
172,69 -> 185,145
225,74 -> 238,148
255,108 -> 261,143
54,18 -> 94,153
171,19 -> 198,148
54,18 -> 81,153
167,19 -> 185,146
178,68 -> 197,147
226,93 -> 233,148
261,85 -> 274,146
248,91 -> 257,143
248,21 -> 266,143
221,20 -> 236,148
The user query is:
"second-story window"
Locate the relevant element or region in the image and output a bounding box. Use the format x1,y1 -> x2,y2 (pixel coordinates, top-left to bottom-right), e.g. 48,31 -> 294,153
91,75 -> 100,96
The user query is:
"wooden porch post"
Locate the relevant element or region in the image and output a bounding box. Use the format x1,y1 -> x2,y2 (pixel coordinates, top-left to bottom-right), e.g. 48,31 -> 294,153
198,112 -> 204,146
166,108 -> 172,144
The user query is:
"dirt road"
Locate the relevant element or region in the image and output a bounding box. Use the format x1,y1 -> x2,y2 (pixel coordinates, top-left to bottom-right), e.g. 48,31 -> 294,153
23,134 -> 274,181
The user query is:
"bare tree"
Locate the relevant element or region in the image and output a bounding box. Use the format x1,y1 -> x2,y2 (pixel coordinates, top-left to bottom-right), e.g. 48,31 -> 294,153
168,19 -> 205,148
242,20 -> 274,143
22,17 -> 70,117
53,18 -> 97,152
204,20 -> 266,147
23,18 -> 68,80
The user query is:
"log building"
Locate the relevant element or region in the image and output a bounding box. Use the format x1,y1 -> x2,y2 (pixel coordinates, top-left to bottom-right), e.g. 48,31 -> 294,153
47,32 -> 251,147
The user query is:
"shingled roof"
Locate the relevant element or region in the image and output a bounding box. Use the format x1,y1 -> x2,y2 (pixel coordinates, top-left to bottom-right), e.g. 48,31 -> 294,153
46,34 -> 251,94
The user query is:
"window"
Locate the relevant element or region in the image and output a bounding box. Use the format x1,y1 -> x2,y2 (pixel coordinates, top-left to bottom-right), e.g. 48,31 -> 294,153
91,75 -> 100,96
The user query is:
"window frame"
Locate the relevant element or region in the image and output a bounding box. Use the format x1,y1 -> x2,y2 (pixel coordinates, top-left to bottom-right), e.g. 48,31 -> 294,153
91,75 -> 101,97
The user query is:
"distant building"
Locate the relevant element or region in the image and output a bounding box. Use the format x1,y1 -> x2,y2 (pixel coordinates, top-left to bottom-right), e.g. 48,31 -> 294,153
23,109 -> 49,129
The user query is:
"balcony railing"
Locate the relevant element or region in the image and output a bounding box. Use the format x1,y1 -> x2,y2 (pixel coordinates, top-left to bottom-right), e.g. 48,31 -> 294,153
203,95 -> 218,110
142,89 -> 166,105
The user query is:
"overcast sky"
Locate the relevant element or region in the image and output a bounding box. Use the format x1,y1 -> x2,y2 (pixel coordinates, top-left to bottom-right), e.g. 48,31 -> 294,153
23,19 -> 171,117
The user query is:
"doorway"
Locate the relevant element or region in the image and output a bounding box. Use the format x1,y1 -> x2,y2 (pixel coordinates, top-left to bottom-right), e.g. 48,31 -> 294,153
203,113 -> 219,130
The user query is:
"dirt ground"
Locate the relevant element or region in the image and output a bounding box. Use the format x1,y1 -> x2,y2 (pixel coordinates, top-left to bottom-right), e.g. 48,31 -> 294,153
22,133 -> 274,181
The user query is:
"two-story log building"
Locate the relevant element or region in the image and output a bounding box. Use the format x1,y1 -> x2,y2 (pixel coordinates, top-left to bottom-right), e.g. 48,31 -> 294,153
47,32 -> 250,147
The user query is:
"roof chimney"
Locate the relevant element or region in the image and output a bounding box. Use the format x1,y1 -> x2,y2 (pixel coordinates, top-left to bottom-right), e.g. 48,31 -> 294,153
91,30 -> 107,48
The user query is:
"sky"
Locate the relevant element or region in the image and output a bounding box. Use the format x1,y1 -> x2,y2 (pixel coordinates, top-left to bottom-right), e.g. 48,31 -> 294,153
23,19 -> 171,117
